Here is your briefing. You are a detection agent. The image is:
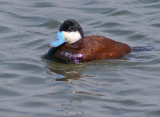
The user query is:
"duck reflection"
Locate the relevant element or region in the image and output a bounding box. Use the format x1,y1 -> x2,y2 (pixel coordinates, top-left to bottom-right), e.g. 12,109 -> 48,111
44,60 -> 86,82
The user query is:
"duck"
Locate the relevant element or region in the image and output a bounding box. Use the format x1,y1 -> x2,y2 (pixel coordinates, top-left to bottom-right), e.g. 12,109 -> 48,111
45,19 -> 131,63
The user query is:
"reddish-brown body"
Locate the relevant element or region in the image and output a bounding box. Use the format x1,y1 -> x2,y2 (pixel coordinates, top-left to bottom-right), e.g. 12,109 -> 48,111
45,36 -> 131,63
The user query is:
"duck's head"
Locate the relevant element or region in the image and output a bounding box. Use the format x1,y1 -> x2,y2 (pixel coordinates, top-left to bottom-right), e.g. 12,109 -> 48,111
49,19 -> 84,47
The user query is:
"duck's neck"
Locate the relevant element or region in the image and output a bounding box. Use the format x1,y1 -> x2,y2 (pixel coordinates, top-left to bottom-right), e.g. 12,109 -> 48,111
64,37 -> 84,50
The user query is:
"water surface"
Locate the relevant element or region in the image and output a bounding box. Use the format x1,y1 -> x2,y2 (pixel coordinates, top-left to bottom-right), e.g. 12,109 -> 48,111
0,0 -> 160,117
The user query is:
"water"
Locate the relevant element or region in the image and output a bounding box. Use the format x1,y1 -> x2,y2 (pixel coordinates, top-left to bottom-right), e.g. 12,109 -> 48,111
0,0 -> 160,117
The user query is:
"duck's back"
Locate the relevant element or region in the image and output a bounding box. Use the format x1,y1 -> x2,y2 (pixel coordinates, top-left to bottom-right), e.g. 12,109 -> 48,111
78,36 -> 131,61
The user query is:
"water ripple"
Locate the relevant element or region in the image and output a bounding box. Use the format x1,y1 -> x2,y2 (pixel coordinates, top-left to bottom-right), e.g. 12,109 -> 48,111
0,0 -> 160,117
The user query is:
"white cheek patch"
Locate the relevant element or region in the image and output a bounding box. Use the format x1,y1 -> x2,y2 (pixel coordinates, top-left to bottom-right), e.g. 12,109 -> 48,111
63,31 -> 82,44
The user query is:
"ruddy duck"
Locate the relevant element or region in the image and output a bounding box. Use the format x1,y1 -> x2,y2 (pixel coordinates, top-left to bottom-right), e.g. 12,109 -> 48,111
45,19 -> 131,63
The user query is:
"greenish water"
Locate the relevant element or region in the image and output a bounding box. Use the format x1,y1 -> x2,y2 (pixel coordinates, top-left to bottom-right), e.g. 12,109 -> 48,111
0,0 -> 160,117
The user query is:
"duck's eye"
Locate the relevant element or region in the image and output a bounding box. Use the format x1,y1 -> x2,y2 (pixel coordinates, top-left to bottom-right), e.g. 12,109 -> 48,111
68,28 -> 71,31
56,38 -> 59,41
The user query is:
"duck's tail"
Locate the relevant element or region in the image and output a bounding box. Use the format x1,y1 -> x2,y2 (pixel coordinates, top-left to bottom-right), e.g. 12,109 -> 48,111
132,46 -> 154,52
